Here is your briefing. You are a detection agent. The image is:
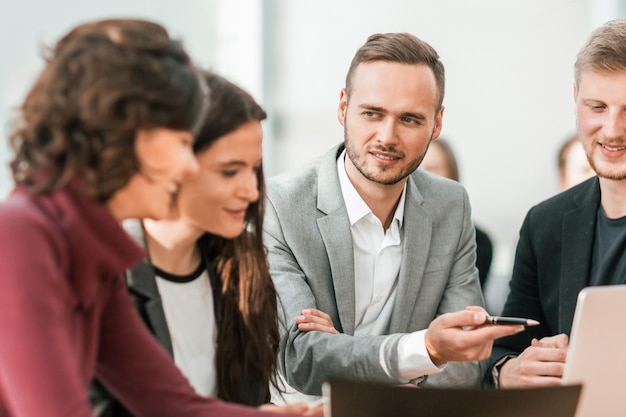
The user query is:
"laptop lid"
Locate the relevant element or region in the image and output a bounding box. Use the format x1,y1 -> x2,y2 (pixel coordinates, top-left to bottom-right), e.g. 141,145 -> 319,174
562,284 -> 626,417
323,378 -> 581,417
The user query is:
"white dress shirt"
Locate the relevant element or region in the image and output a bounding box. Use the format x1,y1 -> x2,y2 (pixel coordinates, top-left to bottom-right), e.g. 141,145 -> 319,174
337,150 -> 442,381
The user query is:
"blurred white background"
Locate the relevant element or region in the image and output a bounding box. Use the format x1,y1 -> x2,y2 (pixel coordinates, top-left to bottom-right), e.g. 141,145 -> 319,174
2,0 -> 625,311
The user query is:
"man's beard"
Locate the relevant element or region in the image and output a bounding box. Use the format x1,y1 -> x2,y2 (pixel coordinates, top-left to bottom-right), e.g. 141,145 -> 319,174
343,127 -> 432,186
586,137 -> 626,180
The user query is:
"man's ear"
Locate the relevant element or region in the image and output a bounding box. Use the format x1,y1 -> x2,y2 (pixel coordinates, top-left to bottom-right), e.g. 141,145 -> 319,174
431,105 -> 445,140
338,88 -> 348,126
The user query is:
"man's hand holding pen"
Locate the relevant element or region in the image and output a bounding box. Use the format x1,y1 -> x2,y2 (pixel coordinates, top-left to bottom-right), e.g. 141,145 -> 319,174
424,306 -> 527,367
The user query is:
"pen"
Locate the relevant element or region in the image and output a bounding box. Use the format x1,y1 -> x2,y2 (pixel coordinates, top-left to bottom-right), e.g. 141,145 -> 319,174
485,315 -> 540,326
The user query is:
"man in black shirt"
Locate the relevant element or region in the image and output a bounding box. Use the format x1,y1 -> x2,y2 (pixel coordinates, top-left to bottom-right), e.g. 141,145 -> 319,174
485,17 -> 626,389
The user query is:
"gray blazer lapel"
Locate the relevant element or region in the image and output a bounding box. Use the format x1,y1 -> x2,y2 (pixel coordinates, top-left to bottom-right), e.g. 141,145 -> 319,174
389,177 -> 430,332
560,179 -> 600,334
317,145 -> 356,335
122,219 -> 174,356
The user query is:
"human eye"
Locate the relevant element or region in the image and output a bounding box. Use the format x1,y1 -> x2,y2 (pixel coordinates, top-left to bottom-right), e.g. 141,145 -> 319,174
587,102 -> 606,112
400,116 -> 420,125
221,169 -> 238,178
180,135 -> 194,148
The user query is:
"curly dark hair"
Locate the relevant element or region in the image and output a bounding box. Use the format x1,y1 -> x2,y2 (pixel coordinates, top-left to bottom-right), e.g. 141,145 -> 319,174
195,72 -> 278,406
9,18 -> 207,201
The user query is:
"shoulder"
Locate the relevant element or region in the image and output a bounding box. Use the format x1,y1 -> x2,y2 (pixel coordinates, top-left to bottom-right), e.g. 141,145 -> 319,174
0,189 -> 68,284
267,145 -> 340,201
410,168 -> 469,205
0,188 -> 56,238
525,176 -> 599,222
267,161 -> 320,197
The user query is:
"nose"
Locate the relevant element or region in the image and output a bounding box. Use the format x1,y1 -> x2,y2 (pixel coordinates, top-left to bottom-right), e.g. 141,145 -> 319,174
239,171 -> 260,202
182,150 -> 200,178
376,117 -> 398,145
603,108 -> 626,140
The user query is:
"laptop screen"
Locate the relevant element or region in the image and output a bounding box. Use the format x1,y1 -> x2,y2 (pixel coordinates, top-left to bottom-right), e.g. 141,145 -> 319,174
562,284 -> 626,417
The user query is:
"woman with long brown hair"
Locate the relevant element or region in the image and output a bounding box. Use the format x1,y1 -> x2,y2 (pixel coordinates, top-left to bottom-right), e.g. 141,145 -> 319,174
90,71 -> 323,416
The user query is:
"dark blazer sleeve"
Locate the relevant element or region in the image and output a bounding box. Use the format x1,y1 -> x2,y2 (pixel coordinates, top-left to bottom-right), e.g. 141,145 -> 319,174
483,210 -> 554,387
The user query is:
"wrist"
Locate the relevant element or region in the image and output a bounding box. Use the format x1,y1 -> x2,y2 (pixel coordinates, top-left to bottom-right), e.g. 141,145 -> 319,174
491,354 -> 516,388
424,336 -> 446,367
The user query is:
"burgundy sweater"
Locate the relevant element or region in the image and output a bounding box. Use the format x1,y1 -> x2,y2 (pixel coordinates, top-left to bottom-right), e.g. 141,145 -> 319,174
0,182 -> 300,417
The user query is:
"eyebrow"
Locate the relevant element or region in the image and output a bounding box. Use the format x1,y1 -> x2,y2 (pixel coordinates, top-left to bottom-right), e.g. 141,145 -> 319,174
217,159 -> 262,168
358,104 -> 427,121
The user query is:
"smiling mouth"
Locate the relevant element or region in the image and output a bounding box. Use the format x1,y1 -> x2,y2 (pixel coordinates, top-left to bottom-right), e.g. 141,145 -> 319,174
371,151 -> 400,161
227,208 -> 247,215
600,143 -> 626,151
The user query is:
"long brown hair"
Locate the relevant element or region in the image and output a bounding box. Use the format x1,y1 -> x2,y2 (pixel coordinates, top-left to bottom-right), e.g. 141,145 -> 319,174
9,18 -> 206,202
195,71 -> 277,405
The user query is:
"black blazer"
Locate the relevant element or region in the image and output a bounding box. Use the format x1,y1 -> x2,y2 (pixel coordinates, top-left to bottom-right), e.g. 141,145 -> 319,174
484,177 -> 601,386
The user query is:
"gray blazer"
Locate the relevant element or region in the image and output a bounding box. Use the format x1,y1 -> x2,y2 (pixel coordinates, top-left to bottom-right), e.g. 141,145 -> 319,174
264,144 -> 485,395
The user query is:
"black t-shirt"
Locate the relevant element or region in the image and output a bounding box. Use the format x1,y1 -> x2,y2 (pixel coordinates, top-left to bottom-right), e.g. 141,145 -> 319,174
589,207 -> 626,286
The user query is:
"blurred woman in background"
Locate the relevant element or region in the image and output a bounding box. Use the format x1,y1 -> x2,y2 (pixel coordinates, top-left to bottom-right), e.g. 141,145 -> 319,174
421,138 -> 494,289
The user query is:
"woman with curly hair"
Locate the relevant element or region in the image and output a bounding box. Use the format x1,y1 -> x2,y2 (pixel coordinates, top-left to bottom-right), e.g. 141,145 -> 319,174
0,18 -> 310,417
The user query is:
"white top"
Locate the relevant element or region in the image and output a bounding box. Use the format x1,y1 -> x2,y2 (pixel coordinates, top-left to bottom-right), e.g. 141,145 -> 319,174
337,150 -> 442,381
155,266 -> 218,396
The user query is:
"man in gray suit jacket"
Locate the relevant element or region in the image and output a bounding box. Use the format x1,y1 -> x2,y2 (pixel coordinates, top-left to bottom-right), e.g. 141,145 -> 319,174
264,32 -> 524,397
485,18 -> 626,389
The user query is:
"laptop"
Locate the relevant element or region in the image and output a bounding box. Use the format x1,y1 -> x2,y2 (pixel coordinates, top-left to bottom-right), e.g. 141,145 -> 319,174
562,284 -> 626,417
322,378 -> 581,417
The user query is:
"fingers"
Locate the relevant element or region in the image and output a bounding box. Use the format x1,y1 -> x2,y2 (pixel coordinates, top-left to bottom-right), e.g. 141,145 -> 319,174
522,359 -> 566,379
523,343 -> 568,364
433,308 -> 489,328
501,359 -> 564,388
471,323 -> 526,340
465,305 -> 488,315
303,404 -> 324,416
536,333 -> 569,349
297,321 -> 339,334
499,345 -> 567,388
302,308 -> 333,323
295,308 -> 339,334
515,375 -> 564,387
